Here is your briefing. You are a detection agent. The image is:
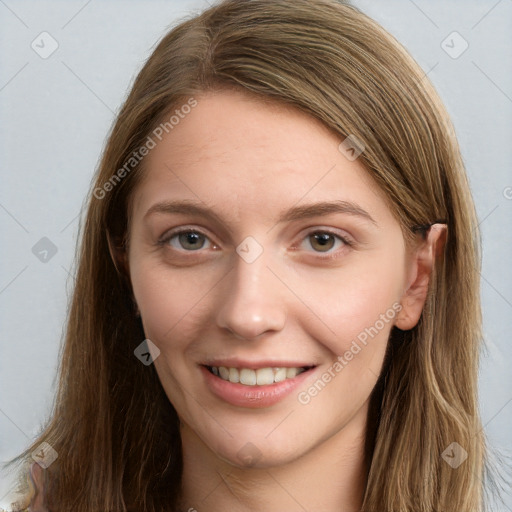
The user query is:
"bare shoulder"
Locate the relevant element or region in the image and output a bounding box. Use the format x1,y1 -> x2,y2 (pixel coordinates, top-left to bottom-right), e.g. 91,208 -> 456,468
27,463 -> 48,512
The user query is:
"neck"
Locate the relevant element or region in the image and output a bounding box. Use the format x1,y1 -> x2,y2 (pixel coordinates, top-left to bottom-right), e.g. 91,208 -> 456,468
177,401 -> 370,512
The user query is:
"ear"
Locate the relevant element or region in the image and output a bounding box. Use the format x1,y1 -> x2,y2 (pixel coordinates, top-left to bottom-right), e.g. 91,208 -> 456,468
107,231 -> 140,316
395,224 -> 447,330
107,230 -> 130,278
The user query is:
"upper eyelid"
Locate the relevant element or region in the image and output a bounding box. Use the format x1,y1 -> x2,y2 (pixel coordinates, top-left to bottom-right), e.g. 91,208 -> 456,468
158,225 -> 215,244
298,226 -> 352,240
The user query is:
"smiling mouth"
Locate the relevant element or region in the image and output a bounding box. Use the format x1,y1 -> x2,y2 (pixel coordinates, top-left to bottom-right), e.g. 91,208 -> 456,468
204,365 -> 315,386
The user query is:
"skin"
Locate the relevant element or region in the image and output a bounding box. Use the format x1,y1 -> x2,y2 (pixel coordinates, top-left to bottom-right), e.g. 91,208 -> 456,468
120,89 -> 446,512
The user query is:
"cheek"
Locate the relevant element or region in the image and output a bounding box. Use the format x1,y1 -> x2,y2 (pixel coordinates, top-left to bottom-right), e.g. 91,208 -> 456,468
288,253 -> 405,359
129,258 -> 221,352
291,259 -> 403,421
129,260 -> 219,414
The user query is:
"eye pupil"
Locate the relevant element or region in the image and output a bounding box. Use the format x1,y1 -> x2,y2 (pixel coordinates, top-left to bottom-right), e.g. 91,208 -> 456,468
311,232 -> 335,252
179,231 -> 205,250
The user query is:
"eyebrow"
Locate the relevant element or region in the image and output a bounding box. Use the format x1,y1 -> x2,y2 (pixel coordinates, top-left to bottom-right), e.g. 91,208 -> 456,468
277,200 -> 377,226
144,199 -> 377,226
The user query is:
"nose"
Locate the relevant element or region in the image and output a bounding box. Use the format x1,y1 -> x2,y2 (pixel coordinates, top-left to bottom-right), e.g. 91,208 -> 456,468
215,251 -> 287,340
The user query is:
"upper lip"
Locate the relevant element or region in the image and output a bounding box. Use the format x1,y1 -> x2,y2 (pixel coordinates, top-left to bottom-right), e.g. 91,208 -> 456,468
201,359 -> 317,369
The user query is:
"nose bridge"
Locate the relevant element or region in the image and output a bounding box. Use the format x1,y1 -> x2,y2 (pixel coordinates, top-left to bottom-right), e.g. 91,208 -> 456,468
215,244 -> 286,339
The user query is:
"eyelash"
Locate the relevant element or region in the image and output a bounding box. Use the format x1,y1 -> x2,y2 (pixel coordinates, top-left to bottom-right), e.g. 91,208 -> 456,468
157,226 -> 353,259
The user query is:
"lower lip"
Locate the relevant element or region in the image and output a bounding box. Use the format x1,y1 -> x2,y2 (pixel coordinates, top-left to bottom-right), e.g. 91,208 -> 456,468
200,365 -> 316,408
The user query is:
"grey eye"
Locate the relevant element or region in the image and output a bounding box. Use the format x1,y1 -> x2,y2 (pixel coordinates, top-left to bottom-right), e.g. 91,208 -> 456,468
170,231 -> 209,250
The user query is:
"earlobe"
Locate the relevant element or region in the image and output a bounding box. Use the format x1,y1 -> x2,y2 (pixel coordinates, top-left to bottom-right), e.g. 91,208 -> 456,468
395,224 -> 447,330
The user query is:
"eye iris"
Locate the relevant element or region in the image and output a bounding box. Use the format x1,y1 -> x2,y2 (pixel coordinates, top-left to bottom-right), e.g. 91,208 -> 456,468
179,231 -> 205,250
311,232 -> 334,252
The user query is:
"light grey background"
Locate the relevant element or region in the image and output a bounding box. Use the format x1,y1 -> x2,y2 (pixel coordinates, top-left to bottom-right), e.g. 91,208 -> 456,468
1,0 -> 511,509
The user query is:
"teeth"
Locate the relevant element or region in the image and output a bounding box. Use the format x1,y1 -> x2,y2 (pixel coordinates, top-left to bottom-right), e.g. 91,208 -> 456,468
286,367 -> 299,378
256,367 -> 274,385
229,367 -> 239,383
274,368 -> 287,382
240,368 -> 257,385
209,366 -> 309,386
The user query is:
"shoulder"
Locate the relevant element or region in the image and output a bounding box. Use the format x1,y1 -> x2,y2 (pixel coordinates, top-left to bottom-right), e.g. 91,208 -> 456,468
27,463 -> 48,512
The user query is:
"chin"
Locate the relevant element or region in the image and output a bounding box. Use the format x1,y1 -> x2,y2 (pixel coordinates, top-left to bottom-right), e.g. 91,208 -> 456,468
216,442 -> 303,470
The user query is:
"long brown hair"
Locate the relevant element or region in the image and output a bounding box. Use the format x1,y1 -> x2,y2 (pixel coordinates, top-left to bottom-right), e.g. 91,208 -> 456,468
5,0 -> 492,510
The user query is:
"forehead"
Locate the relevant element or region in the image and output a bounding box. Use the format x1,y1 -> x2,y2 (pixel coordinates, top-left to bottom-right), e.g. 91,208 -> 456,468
131,90 -> 391,225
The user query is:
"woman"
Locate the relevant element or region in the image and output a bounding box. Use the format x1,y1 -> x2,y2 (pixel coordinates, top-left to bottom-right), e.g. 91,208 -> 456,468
4,0 -> 493,510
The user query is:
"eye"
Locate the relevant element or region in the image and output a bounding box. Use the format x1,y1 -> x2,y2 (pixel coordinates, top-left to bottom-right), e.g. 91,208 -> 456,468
162,229 -> 213,251
301,230 -> 351,253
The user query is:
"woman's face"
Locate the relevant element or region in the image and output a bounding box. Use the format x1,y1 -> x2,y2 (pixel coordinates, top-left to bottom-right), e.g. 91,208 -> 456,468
127,90 -> 417,468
